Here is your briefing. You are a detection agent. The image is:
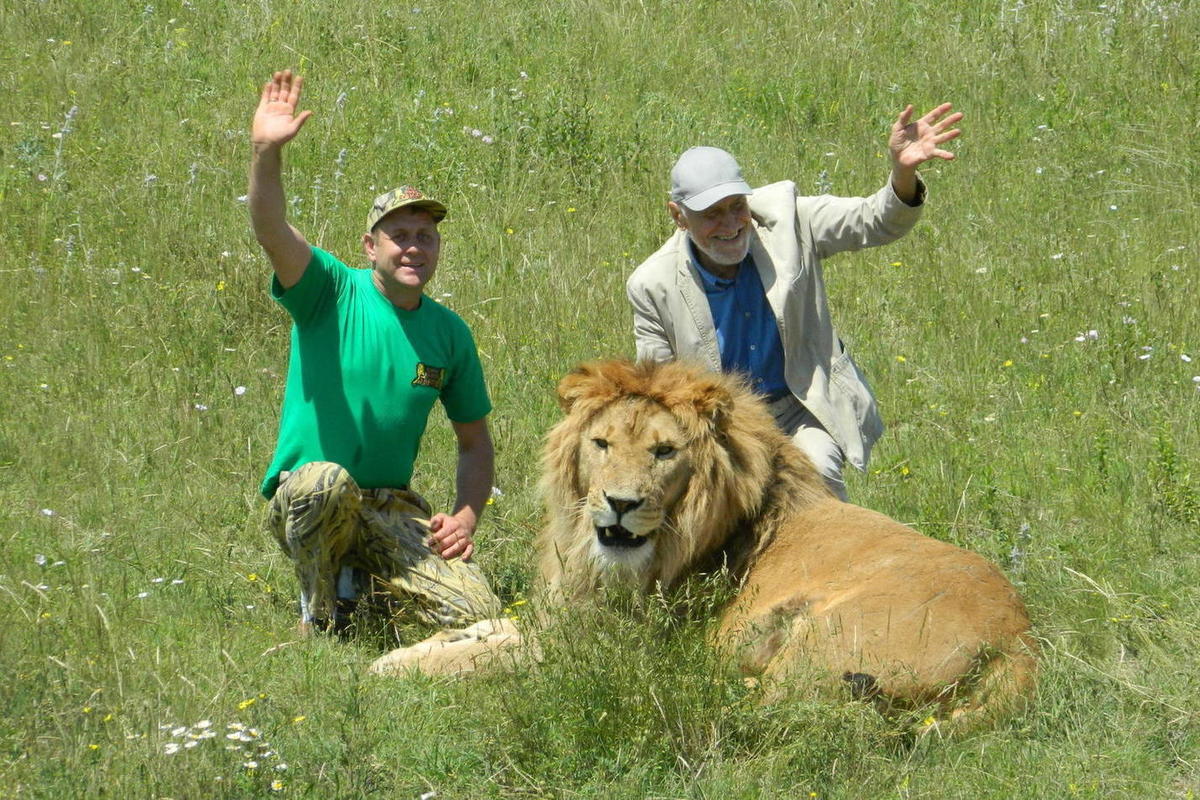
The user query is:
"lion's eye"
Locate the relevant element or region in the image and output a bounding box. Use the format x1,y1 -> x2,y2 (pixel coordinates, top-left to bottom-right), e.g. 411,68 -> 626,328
592,438 -> 609,450
653,444 -> 676,459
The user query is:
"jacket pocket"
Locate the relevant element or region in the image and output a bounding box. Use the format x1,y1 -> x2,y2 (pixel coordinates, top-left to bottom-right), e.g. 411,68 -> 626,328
830,349 -> 883,443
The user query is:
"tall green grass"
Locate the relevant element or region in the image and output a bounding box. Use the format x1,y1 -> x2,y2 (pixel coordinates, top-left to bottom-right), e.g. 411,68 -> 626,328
2,0 -> 1198,796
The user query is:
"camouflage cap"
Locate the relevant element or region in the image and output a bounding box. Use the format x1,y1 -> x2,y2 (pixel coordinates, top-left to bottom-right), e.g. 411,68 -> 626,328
366,186 -> 448,230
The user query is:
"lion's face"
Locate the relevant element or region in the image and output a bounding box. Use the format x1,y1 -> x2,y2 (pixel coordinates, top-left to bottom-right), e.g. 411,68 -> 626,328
577,397 -> 694,571
538,359 -> 807,595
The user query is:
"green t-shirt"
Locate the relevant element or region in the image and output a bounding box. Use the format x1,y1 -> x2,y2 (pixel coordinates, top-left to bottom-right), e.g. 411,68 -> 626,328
260,247 -> 492,498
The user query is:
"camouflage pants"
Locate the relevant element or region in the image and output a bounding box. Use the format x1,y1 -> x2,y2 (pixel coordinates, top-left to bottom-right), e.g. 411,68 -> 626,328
265,461 -> 502,631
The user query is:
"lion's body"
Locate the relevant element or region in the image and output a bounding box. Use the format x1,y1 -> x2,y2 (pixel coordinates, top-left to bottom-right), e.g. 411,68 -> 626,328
534,359 -> 1036,729
375,359 -> 1036,731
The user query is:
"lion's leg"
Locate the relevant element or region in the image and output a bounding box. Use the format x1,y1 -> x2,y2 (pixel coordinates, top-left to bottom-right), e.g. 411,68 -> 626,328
266,462 -> 362,632
924,639 -> 1039,737
369,617 -> 528,677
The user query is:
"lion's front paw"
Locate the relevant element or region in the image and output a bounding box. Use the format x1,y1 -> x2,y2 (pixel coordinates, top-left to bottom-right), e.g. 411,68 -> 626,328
368,618 -> 524,677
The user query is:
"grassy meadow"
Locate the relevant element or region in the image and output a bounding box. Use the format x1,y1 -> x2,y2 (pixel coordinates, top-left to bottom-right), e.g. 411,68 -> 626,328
2,0 -> 1199,796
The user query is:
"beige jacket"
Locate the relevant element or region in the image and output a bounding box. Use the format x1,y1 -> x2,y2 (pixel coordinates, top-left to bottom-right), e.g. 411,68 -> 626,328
626,179 -> 923,470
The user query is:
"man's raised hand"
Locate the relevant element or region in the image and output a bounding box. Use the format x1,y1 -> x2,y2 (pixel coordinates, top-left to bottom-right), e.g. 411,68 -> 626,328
252,70 -> 313,148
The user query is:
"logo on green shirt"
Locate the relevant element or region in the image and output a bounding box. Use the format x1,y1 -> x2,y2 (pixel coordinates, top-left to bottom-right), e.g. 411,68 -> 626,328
412,363 -> 445,390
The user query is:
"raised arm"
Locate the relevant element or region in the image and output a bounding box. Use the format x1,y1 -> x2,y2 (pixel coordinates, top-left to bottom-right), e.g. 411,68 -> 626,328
249,70 -> 314,288
888,103 -> 963,205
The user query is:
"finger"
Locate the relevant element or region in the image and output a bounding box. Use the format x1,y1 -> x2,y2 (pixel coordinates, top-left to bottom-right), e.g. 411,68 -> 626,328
430,524 -> 462,545
438,537 -> 465,559
461,542 -> 475,561
292,109 -> 313,132
921,102 -> 955,125
895,104 -> 914,129
933,127 -> 962,145
287,73 -> 304,107
933,112 -> 964,133
272,71 -> 289,102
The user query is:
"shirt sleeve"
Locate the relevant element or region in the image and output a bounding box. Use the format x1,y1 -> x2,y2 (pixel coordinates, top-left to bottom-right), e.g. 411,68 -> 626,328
440,314 -> 493,423
271,247 -> 342,325
801,181 -> 925,260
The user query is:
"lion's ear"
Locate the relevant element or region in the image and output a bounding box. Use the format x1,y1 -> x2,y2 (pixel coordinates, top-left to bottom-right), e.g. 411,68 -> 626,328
668,374 -> 735,431
556,368 -> 596,414
556,360 -> 626,413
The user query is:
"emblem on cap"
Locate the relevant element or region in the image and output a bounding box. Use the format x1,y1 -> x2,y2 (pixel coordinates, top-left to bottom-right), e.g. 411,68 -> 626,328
367,185 -> 448,230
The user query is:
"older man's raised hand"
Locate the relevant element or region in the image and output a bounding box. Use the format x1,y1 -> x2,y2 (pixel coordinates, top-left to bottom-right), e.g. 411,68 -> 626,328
889,103 -> 963,169
887,102 -> 963,204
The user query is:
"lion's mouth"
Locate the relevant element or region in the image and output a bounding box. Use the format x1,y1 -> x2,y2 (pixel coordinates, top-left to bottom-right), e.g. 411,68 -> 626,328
595,524 -> 649,549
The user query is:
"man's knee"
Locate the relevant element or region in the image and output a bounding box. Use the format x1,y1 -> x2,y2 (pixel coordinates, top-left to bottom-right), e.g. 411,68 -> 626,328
790,427 -> 849,502
268,462 -> 362,552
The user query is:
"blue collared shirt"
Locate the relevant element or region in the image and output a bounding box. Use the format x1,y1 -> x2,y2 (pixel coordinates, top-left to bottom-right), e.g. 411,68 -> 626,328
691,244 -> 789,399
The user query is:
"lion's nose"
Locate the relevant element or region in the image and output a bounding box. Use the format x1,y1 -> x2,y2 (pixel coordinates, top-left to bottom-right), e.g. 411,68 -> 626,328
604,494 -> 643,516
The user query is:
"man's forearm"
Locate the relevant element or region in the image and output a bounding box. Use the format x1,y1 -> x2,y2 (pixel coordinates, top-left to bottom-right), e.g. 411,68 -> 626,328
452,441 -> 495,534
249,143 -> 290,248
248,142 -> 310,283
889,165 -> 920,206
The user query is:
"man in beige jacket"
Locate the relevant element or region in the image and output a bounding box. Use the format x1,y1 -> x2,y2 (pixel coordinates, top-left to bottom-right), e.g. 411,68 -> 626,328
626,104 -> 962,500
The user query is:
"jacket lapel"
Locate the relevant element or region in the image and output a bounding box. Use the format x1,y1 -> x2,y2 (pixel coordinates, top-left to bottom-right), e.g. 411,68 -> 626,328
674,239 -> 722,372
749,228 -> 787,341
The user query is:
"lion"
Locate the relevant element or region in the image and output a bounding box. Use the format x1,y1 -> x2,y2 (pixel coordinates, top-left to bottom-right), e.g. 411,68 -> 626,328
372,359 -> 1037,732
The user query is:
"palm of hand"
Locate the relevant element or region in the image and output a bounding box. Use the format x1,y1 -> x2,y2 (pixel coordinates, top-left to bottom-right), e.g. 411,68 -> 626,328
890,123 -> 940,168
251,71 -> 311,147
253,101 -> 302,144
888,103 -> 962,169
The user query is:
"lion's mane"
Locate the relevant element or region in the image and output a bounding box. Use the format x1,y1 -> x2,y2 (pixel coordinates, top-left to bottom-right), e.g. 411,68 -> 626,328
536,358 -> 829,598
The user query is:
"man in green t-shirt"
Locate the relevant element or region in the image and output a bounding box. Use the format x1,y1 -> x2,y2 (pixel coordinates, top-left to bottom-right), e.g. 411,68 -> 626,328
248,69 -> 501,635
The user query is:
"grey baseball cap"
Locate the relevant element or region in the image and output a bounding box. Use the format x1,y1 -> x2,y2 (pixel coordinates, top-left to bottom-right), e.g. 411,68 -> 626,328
669,146 -> 752,211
